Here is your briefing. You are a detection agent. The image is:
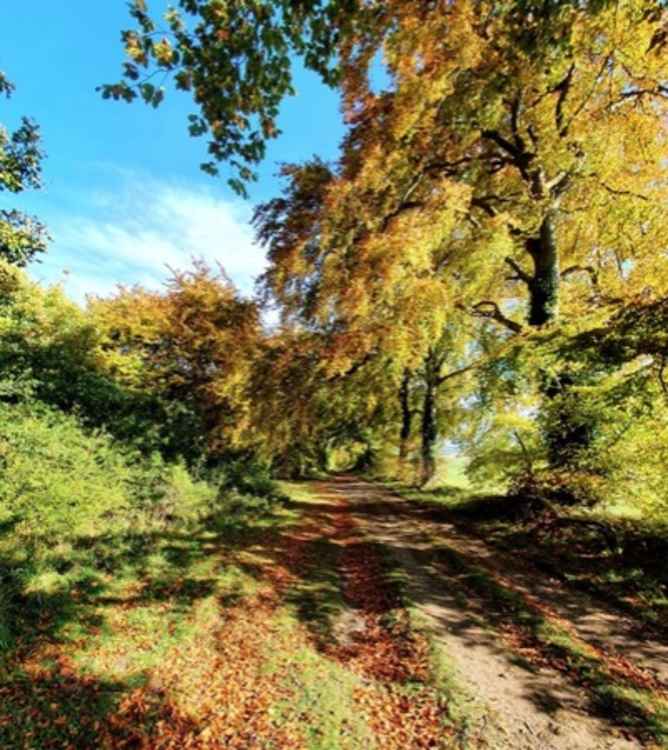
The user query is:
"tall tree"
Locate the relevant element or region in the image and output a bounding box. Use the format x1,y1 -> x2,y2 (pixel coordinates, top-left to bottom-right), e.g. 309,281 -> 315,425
254,0 -> 668,485
332,0 -> 668,330
0,73 -> 48,265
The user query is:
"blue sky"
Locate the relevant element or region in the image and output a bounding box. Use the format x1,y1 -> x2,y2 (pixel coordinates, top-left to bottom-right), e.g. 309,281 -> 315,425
1,3 -> 345,301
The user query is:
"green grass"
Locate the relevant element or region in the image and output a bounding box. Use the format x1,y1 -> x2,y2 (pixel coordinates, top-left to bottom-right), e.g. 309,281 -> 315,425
0,485 -> 298,748
267,617 -> 378,750
386,471 -> 668,632
0,476 -> 464,748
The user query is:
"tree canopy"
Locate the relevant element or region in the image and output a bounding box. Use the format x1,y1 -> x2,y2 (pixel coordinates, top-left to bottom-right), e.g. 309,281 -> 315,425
0,73 -> 48,265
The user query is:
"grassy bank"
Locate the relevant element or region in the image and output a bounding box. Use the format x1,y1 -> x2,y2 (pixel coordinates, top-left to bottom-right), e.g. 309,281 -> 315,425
384,473 -> 668,633
0,473 -> 458,748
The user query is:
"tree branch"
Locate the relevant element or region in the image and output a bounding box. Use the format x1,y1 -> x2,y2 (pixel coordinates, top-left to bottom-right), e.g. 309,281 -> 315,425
509,95 -> 526,153
471,300 -> 523,334
553,63 -> 575,135
504,256 -> 533,286
481,129 -> 521,159
545,170 -> 570,197
380,200 -> 424,231
602,183 -> 649,201
470,196 -> 497,217
436,363 -> 477,387
513,429 -> 534,478
561,264 -> 599,288
481,128 -> 534,183
326,350 -> 376,382
658,356 -> 668,399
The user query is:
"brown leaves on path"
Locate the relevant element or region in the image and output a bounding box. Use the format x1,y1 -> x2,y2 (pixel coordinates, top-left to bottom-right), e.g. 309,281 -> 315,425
102,528 -> 313,750
0,492 -> 453,749
301,486 -> 451,749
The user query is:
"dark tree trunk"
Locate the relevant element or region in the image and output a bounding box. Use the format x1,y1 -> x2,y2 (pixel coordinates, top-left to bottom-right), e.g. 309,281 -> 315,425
399,369 -> 413,462
525,214 -> 595,476
317,438 -> 331,474
527,213 -> 559,327
420,378 -> 437,487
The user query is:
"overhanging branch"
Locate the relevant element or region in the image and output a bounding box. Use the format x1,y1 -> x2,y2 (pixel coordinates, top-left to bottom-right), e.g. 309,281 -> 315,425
504,256 -> 533,286
471,300 -> 523,334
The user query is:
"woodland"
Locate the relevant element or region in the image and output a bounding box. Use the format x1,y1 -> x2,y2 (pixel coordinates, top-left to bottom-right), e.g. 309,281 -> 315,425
2,1 -> 668,748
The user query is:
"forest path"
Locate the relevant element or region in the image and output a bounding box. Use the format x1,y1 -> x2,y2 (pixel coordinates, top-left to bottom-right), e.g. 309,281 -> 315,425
306,475 -> 667,750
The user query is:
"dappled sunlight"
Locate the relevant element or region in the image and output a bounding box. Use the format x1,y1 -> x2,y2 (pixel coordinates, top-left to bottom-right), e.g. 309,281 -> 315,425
3,1 -> 668,747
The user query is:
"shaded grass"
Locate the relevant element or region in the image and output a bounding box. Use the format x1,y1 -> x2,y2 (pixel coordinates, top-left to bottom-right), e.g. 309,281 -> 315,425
384,478 -> 668,632
0,477 -> 463,748
266,614 -> 379,750
0,493 -> 300,748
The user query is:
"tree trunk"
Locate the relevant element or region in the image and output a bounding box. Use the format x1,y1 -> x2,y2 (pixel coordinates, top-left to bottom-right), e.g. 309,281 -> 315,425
525,214 -> 595,477
527,213 -> 559,327
398,369 -> 413,462
420,378 -> 437,487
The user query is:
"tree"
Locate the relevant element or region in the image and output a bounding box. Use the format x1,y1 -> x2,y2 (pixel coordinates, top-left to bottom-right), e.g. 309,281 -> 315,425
91,261 -> 260,458
254,158 -> 334,323
107,0 -> 668,498
0,73 -> 48,265
105,1 -> 650,195
332,0 -> 668,330
253,0 -> 668,492
415,340 -> 475,487
247,322 -> 401,476
101,0 -> 372,194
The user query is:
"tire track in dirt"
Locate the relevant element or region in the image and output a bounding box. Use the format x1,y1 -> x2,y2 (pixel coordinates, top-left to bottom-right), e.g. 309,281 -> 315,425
310,476 -> 657,750
287,490 -> 453,749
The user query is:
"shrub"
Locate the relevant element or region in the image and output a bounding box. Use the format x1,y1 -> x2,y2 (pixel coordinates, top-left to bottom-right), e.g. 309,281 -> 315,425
0,401 -> 133,544
150,462 -> 219,525
217,456 -> 283,500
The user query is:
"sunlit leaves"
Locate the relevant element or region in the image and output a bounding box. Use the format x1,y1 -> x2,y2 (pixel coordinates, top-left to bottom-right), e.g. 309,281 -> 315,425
91,261 -> 260,454
0,75 -> 48,265
102,0 -> 371,193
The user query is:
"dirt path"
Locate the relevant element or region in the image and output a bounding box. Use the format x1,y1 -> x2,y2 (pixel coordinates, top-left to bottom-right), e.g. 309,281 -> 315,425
308,476 -> 667,750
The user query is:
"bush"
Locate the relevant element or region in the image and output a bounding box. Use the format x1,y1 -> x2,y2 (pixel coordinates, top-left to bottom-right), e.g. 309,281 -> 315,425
0,400 -> 251,654
150,462 -> 219,525
0,401 -> 134,543
216,456 -> 284,500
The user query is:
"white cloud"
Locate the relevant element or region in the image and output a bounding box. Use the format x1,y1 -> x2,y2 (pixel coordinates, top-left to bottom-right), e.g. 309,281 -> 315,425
31,174 -> 267,303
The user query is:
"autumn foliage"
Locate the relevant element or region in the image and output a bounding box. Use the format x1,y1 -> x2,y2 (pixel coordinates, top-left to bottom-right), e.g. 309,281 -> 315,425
2,1 -> 668,744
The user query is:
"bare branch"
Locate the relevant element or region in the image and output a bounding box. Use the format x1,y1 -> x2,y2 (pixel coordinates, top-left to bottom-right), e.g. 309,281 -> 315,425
561,264 -> 599,288
513,429 -> 534,478
481,128 -> 534,183
509,95 -> 526,153
470,196 -> 497,217
471,300 -> 523,334
504,256 -> 532,286
658,355 -> 668,399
